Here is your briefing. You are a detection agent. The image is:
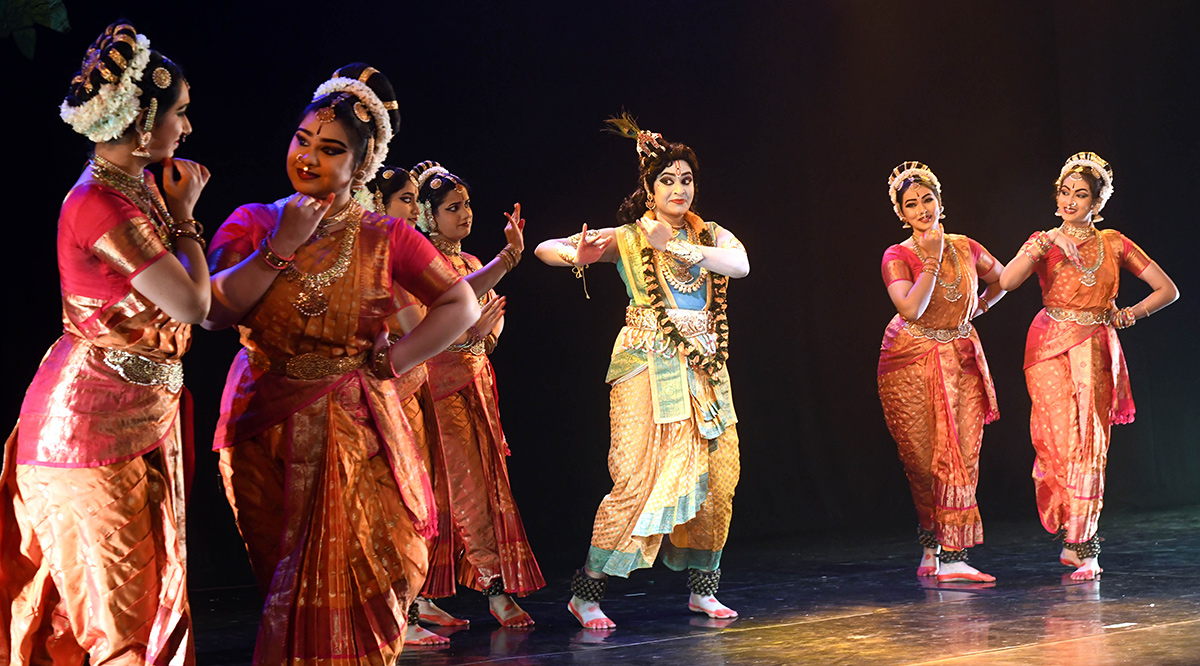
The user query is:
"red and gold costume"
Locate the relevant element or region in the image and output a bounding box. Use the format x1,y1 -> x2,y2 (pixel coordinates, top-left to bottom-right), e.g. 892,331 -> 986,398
208,200 -> 461,665
1,176 -> 194,664
878,234 -> 1000,550
1022,228 -> 1149,545
421,240 -> 544,598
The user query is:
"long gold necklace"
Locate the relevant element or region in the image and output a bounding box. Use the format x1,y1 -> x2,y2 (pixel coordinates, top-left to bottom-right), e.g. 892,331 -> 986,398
312,199 -> 359,240
284,200 -> 363,316
1062,231 -> 1105,286
910,235 -> 963,302
656,225 -> 708,294
89,155 -> 174,248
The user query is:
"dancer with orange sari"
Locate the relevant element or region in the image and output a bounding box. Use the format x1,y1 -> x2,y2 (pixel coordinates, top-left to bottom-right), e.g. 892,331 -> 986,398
535,116 -> 748,629
407,161 -> 544,628
999,152 -> 1177,581
204,65 -> 479,664
0,22 -> 210,664
877,162 -> 1006,583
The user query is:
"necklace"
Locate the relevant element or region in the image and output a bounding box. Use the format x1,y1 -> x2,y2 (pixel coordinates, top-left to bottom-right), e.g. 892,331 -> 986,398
1058,223 -> 1096,241
89,155 -> 174,248
312,199 -> 359,240
909,235 -> 963,302
1063,231 -> 1105,286
430,234 -> 462,257
284,200 -> 363,316
656,225 -> 708,294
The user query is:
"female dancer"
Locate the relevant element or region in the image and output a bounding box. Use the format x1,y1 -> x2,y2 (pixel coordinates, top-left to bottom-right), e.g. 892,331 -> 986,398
0,22 -> 209,663
998,152 -> 1178,580
535,116 -> 748,629
409,161 -> 544,628
204,65 -> 479,664
877,162 -> 1005,583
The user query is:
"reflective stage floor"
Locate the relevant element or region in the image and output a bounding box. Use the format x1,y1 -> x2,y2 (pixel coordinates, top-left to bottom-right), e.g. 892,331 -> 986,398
193,505 -> 1200,665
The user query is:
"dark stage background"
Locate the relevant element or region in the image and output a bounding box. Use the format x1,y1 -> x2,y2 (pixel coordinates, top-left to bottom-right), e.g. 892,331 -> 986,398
3,0 -> 1197,590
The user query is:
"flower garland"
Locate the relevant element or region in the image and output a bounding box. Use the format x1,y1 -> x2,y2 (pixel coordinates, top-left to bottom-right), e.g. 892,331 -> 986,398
311,77 -> 393,182
60,33 -> 151,142
640,224 -> 730,384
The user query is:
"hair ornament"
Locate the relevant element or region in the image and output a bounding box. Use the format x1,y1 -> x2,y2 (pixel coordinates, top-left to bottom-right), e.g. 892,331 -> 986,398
316,106 -> 336,124
311,74 -> 394,182
353,101 -> 371,123
381,169 -> 394,179
60,27 -> 153,142
416,165 -> 449,190
1056,151 -> 1114,219
417,200 -> 435,233
152,66 -> 172,89
430,178 -> 442,190
887,161 -> 943,220
604,112 -> 665,165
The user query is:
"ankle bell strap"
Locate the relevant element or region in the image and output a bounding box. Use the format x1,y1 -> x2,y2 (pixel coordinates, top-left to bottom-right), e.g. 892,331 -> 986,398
687,568 -> 721,596
571,569 -> 607,602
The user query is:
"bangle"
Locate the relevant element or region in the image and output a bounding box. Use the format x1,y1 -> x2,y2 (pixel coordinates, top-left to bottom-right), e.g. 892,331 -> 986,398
663,238 -> 703,266
1112,306 -> 1137,329
171,227 -> 207,252
555,242 -> 578,266
921,260 -> 939,276
175,218 -> 204,235
1136,303 -> 1151,319
372,342 -> 397,379
258,236 -> 294,271
498,244 -> 521,271
484,332 -> 498,355
977,298 -> 990,314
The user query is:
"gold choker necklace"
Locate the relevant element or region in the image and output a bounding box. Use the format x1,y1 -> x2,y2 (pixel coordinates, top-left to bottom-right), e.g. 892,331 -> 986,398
1059,223 -> 1096,241
430,234 -> 462,256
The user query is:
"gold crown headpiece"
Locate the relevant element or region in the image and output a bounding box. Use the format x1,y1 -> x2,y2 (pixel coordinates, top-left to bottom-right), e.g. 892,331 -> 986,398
887,161 -> 942,220
1056,151 -> 1114,218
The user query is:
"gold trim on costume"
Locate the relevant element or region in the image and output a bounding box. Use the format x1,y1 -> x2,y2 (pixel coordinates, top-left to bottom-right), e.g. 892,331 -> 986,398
248,350 -> 369,379
102,348 -> 184,393
1046,307 -> 1111,326
902,321 -> 972,342
626,305 -> 714,337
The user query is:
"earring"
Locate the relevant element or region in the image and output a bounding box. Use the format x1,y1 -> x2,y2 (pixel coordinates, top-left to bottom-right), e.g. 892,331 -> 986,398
645,193 -> 656,211
131,98 -> 157,158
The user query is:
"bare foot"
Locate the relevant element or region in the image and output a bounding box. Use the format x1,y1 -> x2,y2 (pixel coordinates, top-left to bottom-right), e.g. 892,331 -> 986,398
688,593 -> 738,619
935,561 -> 995,583
404,624 -> 449,645
1070,556 -> 1102,581
568,595 -> 615,629
1059,547 -> 1084,568
918,547 -> 939,577
417,597 -> 468,626
488,593 -> 534,627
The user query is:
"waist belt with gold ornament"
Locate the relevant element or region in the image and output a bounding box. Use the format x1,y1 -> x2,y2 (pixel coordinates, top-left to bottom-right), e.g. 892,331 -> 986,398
249,349 -> 369,380
902,320 -> 972,342
1045,306 -> 1111,326
102,348 -> 184,393
625,305 -> 715,337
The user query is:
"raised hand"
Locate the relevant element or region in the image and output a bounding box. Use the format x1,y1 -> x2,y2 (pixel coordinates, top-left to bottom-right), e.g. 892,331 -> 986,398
161,157 -> 210,220
272,193 -> 334,256
574,224 -> 612,265
636,215 -> 674,251
1048,228 -> 1082,263
503,203 -> 526,254
916,223 -> 944,262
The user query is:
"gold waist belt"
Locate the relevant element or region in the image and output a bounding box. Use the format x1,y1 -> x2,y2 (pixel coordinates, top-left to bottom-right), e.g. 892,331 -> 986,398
1046,307 -> 1111,326
903,321 -> 972,343
249,349 -> 368,380
102,349 -> 184,393
625,306 -> 715,337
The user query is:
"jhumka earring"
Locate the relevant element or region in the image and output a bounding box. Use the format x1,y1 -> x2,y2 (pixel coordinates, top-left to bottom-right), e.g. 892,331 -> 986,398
131,98 -> 158,158
645,192 -> 656,211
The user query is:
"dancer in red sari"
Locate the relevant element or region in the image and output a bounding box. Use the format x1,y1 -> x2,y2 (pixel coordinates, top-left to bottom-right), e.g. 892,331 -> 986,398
999,152 -> 1178,580
204,65 -> 479,664
877,162 -> 1006,583
1,21 -> 210,664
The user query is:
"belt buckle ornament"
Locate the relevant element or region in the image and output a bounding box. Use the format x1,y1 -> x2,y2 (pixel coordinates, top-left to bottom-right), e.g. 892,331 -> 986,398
102,348 -> 184,393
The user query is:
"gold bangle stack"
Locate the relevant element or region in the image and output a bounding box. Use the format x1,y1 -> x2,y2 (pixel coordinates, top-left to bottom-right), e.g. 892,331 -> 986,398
1112,306 -> 1137,330
498,244 -> 521,271
258,236 -> 293,271
663,238 -> 703,266
372,343 -> 397,379
555,242 -> 578,266
1022,231 -> 1052,263
920,259 -> 939,276
170,218 -> 207,252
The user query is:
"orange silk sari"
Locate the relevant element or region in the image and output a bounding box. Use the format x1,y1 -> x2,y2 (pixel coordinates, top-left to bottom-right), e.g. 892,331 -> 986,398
1023,229 -> 1150,543
878,235 -> 999,550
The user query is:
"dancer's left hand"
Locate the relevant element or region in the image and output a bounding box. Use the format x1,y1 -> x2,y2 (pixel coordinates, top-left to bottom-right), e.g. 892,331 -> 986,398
503,203 -> 525,253
637,215 -> 673,251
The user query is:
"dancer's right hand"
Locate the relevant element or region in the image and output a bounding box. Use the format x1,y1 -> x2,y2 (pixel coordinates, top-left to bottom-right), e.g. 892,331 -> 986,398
273,193 -> 333,256
573,224 -> 611,266
916,223 -> 944,262
475,296 -> 506,336
1046,228 -> 1082,264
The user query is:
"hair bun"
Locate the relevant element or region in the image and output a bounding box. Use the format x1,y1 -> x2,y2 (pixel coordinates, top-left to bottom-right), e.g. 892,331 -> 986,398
65,21 -> 140,107
331,63 -> 401,134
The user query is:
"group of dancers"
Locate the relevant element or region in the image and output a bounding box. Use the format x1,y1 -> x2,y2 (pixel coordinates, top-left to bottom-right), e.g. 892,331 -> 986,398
0,19 -> 1177,666
878,157 -> 1177,585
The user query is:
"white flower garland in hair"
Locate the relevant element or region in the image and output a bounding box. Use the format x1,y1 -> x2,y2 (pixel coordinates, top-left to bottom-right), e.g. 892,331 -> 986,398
416,165 -> 448,190
60,33 -> 152,142
888,164 -> 942,219
417,200 -> 435,233
311,77 -> 393,182
1057,154 -> 1114,213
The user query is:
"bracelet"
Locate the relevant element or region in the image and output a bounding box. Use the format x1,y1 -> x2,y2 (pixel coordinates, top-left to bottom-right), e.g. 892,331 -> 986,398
663,238 -> 703,266
1112,306 -> 1137,330
170,227 -> 207,252
978,298 -> 990,314
921,260 -> 939,276
175,218 -> 205,235
258,236 -> 294,271
1136,303 -> 1151,319
555,242 -> 578,266
372,342 -> 397,379
484,332 -> 498,355
497,244 -> 521,271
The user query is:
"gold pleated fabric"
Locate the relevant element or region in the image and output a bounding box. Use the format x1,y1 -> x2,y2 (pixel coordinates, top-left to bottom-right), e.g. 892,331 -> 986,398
0,424 -> 192,665
587,369 -> 740,577
877,235 -> 998,550
398,383 -> 458,599
219,377 -> 428,666
1022,228 -> 1151,544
